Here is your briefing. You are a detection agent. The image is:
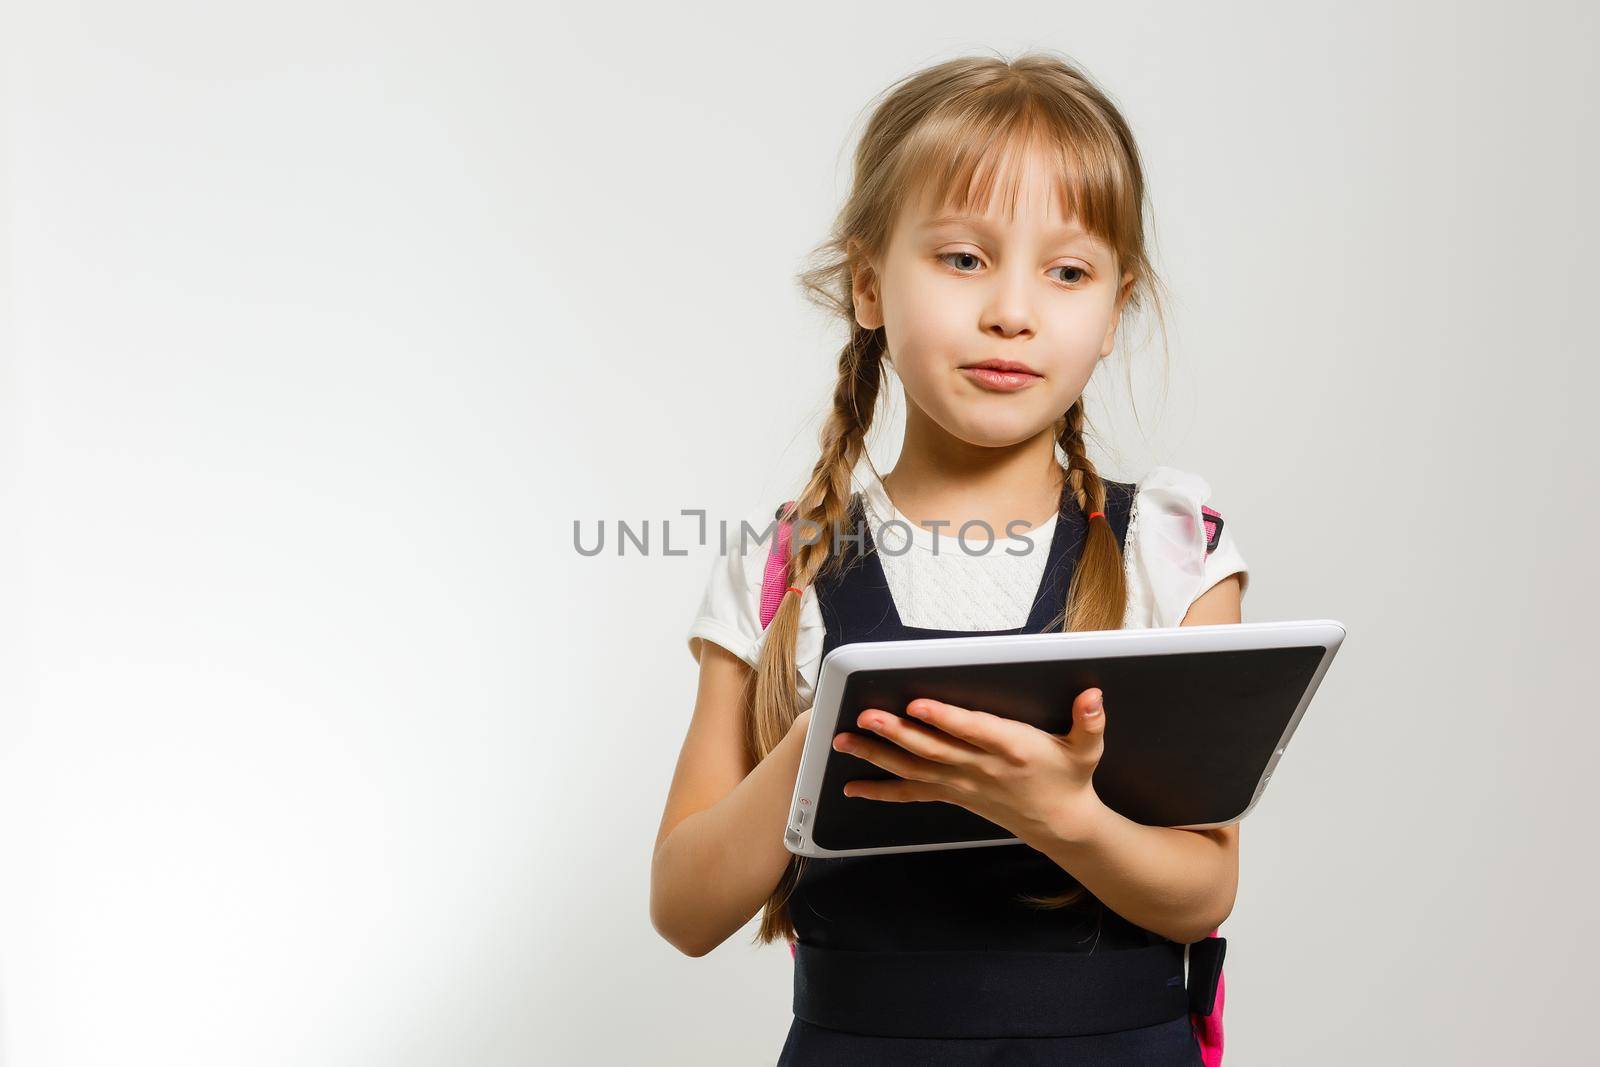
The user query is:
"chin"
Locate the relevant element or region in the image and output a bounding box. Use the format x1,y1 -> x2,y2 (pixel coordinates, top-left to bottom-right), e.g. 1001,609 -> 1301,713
939,408 -> 1052,450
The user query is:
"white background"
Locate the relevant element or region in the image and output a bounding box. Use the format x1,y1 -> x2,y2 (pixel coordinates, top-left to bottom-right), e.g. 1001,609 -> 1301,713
4,2 -> 1597,1064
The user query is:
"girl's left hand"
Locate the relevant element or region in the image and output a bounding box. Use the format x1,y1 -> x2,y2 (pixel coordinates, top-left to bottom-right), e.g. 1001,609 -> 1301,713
832,689 -> 1110,845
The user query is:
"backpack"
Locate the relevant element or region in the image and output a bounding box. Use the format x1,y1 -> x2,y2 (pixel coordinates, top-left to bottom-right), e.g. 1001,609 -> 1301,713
759,498 -> 1230,1066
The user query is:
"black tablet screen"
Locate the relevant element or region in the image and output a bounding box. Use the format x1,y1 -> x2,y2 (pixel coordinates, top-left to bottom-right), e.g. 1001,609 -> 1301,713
812,643 -> 1327,850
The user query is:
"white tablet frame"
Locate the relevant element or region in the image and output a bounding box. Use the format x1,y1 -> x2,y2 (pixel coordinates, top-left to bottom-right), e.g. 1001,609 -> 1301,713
783,618 -> 1345,858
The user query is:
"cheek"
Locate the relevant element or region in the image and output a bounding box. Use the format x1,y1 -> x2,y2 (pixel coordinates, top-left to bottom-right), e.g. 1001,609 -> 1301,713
1048,285 -> 1119,347
882,275 -> 968,364
1041,292 -> 1123,382
1053,314 -> 1110,368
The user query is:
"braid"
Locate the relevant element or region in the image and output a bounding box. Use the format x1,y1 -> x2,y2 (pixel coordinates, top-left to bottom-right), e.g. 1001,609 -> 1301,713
794,325 -> 888,581
748,325 -> 883,762
1045,399 -> 1128,634
1057,399 -> 1106,519
751,321 -> 886,945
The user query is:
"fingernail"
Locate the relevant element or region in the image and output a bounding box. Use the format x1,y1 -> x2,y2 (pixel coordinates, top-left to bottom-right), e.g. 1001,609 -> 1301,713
1088,692 -> 1104,714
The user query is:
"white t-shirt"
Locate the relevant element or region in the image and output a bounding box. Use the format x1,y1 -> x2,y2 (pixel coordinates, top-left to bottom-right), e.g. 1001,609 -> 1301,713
686,465 -> 1249,706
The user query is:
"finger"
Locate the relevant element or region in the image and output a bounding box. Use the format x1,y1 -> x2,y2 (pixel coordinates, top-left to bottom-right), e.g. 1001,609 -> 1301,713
842,777 -> 949,803
833,730 -> 951,785
1062,688 -> 1106,764
854,708 -> 986,766
904,699 -> 1027,763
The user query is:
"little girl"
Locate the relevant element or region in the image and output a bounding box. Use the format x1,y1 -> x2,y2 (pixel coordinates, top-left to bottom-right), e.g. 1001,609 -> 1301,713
651,52 -> 1250,1066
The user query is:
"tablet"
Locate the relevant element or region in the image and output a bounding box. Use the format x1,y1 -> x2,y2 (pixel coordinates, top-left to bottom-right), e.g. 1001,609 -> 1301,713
783,619 -> 1344,858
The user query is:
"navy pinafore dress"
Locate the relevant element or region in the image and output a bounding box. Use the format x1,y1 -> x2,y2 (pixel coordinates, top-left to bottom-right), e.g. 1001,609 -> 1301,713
776,478 -> 1207,1066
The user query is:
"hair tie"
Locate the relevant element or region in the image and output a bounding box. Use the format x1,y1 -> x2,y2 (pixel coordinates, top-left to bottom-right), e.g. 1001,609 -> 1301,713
786,585 -> 804,597
1087,511 -> 1105,521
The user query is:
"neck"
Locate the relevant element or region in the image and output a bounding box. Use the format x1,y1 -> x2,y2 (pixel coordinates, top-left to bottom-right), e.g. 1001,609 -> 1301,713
881,402 -> 1067,537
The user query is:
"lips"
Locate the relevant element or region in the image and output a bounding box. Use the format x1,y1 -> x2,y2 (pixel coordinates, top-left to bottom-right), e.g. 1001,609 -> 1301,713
959,360 -> 1043,393
962,359 -> 1040,376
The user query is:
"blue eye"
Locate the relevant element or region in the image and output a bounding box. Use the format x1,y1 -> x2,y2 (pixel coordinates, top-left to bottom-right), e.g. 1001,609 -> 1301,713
939,252 -> 982,272
1051,265 -> 1088,285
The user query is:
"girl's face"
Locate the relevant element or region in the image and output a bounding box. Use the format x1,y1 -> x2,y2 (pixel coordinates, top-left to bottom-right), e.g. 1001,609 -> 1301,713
852,148 -> 1134,450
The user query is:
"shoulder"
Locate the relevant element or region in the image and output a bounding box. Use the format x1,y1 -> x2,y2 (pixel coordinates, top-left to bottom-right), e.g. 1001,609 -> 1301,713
684,498 -> 826,703
1123,466 -> 1250,629
1129,467 -> 1221,529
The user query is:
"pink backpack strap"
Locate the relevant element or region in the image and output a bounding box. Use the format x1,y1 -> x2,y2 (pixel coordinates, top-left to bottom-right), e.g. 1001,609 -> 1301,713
1188,929 -> 1227,1064
768,499 -> 800,963
1189,502 -> 1228,1063
759,500 -> 797,630
1201,505 -> 1224,555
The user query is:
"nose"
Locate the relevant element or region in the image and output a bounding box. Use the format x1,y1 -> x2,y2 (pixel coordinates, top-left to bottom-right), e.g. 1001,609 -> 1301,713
979,262 -> 1036,339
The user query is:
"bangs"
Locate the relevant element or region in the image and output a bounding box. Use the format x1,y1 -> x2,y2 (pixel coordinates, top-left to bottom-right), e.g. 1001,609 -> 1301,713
891,100 -> 1138,254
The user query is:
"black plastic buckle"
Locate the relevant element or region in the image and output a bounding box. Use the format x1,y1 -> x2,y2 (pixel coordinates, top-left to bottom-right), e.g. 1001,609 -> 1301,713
1187,936 -> 1226,1016
1203,512 -> 1224,554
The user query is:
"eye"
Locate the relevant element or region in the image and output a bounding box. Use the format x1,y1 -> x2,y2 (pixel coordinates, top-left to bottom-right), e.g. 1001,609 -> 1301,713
1050,264 -> 1089,285
938,251 -> 983,273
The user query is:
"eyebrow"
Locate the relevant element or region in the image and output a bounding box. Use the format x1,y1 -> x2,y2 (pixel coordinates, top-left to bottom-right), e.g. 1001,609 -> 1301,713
923,213 -> 1092,242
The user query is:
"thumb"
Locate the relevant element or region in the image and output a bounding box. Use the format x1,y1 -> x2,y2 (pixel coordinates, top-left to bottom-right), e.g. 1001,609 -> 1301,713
1063,688 -> 1106,762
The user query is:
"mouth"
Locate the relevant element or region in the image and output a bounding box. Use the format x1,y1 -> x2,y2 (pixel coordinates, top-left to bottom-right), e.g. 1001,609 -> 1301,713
959,359 -> 1043,393
962,358 -> 1040,375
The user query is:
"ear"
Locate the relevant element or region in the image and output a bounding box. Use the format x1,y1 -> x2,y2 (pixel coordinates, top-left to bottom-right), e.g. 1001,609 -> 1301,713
1099,269 -> 1137,359
848,238 -> 885,331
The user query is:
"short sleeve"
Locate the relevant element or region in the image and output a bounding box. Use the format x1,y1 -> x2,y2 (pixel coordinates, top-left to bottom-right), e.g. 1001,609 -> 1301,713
1122,466 -> 1250,630
685,510 -> 826,705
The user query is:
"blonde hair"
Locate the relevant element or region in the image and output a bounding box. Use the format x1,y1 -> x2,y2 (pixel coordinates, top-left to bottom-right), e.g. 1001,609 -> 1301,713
749,50 -> 1171,945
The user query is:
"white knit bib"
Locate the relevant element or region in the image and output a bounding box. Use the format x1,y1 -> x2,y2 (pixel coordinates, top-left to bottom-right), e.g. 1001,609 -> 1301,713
858,473 -> 1060,631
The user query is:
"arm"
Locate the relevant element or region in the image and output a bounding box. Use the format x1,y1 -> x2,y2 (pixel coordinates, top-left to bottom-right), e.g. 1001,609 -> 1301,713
650,639 -> 811,957
1016,574 -> 1244,944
